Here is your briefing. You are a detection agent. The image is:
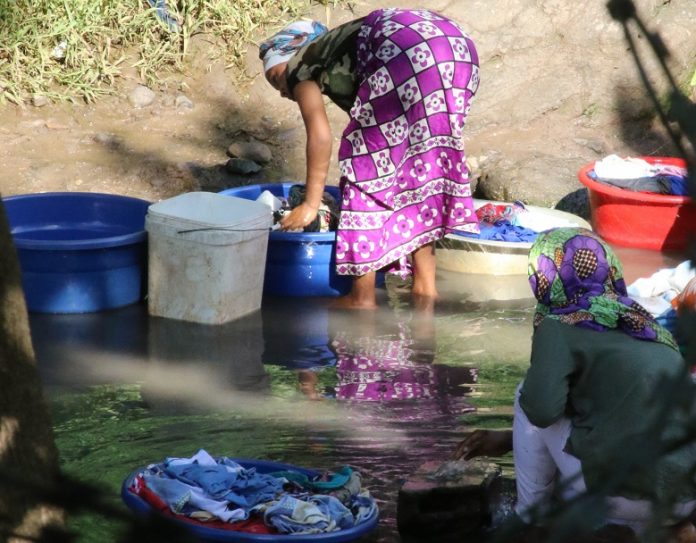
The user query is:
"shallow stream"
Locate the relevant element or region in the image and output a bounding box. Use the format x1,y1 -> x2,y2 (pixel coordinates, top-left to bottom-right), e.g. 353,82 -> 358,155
31,250 -> 682,542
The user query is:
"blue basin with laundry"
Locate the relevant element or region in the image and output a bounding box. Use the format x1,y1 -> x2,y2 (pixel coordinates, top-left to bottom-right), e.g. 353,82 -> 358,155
219,183 -> 351,297
121,457 -> 379,542
3,192 -> 150,313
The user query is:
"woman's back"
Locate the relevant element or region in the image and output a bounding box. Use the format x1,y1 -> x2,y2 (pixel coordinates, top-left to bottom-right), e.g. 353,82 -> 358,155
521,318 -> 696,502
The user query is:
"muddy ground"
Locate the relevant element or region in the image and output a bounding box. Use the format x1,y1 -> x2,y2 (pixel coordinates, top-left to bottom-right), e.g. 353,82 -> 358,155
1,0 -> 694,210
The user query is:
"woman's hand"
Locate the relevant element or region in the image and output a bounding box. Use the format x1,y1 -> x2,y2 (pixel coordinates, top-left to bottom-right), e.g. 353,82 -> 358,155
452,429 -> 513,460
280,202 -> 319,232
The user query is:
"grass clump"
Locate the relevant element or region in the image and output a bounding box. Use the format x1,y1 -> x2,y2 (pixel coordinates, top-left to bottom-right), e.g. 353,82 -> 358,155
0,0 -> 313,105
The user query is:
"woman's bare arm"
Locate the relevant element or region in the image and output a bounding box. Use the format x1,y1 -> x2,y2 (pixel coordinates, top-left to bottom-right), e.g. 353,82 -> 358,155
280,79 -> 333,231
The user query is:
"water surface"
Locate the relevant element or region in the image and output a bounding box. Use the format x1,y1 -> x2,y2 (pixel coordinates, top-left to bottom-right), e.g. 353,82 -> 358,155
33,252 -> 680,542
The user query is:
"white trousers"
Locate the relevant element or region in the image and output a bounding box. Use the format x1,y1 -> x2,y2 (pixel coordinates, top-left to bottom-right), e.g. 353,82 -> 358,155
512,384 -> 696,533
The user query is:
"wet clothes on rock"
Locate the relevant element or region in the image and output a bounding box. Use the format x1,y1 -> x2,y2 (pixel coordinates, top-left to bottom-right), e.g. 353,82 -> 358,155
286,8 -> 480,277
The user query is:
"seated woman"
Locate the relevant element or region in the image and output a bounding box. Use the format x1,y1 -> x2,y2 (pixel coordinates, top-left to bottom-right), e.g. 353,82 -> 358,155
454,227 -> 696,537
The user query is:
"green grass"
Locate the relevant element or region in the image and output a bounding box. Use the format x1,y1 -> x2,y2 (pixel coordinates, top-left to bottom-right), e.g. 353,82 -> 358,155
0,0 -> 327,105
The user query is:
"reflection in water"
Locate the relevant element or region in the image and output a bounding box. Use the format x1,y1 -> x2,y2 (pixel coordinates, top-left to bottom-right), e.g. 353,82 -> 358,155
261,297 -> 337,369
278,302 -> 484,540
31,281 -> 534,543
143,313 -> 271,413
298,308 -> 477,418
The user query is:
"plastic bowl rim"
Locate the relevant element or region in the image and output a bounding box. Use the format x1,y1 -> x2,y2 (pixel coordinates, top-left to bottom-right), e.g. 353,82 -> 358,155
577,158 -> 692,205
3,192 -> 150,250
219,184 -> 339,242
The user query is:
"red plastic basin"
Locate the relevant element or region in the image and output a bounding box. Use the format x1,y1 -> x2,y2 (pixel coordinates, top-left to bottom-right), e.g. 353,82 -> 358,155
578,156 -> 695,251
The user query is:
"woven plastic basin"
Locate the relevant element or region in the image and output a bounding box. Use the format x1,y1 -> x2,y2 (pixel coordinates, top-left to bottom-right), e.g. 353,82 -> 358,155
3,192 -> 150,313
577,156 -> 695,251
219,183 -> 351,297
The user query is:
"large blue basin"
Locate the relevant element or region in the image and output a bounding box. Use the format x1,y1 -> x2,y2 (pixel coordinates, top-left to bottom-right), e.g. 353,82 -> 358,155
219,183 -> 351,297
3,192 -> 150,313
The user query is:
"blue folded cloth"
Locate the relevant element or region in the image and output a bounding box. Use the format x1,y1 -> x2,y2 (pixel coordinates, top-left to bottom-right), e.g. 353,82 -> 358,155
456,221 -> 538,243
264,494 -> 355,534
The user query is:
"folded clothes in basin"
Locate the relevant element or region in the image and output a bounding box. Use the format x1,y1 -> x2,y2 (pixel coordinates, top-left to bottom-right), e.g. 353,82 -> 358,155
591,154 -> 690,196
471,222 -> 538,242
454,201 -> 567,243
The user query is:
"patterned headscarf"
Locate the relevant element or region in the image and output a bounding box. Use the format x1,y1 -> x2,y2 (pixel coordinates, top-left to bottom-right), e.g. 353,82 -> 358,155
259,20 -> 328,73
528,227 -> 678,350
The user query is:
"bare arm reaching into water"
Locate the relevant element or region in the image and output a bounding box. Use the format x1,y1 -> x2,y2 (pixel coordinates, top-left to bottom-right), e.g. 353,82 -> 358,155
453,429 -> 513,460
279,79 -> 332,232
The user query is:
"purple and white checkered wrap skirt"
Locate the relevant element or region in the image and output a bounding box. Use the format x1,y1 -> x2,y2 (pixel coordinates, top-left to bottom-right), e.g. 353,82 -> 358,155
335,8 -> 480,277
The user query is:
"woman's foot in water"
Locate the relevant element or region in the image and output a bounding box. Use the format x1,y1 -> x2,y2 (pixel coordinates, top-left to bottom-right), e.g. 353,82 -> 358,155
330,272 -> 378,310
330,295 -> 378,310
411,242 -> 438,303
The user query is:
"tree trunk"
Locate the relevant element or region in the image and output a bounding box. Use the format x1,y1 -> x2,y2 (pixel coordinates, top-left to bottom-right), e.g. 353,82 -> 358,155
0,200 -> 65,541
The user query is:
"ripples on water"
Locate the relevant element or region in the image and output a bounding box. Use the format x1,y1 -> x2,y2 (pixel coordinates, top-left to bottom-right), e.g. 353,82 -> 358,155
33,274 -> 534,542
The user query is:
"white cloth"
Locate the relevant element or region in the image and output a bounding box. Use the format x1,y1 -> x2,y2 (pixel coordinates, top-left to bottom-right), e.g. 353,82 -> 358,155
593,154 -> 655,180
512,384 -> 696,533
627,260 -> 695,317
513,210 -> 579,233
256,190 -> 283,211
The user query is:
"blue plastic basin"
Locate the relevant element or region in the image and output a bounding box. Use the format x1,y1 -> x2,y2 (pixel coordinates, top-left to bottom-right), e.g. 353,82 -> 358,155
219,183 -> 351,297
121,458 -> 379,542
3,192 -> 150,313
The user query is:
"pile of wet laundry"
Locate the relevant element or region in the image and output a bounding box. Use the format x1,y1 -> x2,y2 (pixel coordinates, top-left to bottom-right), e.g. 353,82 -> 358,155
628,260 -> 696,356
128,449 -> 377,535
256,185 -> 339,233
458,201 -> 578,243
589,154 -> 690,196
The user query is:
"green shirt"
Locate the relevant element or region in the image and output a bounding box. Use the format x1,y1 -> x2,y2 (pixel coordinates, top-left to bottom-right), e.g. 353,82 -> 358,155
520,318 -> 696,502
286,18 -> 364,113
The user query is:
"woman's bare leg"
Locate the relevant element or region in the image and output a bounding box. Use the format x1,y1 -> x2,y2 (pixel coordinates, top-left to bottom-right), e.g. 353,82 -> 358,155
412,242 -> 438,299
331,272 -> 378,309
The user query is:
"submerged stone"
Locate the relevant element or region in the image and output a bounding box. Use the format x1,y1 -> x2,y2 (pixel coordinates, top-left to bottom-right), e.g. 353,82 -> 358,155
397,458 -> 502,541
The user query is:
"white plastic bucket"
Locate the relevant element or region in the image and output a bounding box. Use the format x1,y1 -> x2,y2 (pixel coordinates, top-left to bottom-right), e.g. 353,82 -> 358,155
146,192 -> 271,324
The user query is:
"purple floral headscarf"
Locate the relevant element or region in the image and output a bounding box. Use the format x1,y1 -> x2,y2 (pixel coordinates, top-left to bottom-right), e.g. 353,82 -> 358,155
528,227 -> 678,350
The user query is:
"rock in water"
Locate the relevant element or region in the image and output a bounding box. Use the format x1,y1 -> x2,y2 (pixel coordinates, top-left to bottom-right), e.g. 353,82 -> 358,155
397,458 -> 502,541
